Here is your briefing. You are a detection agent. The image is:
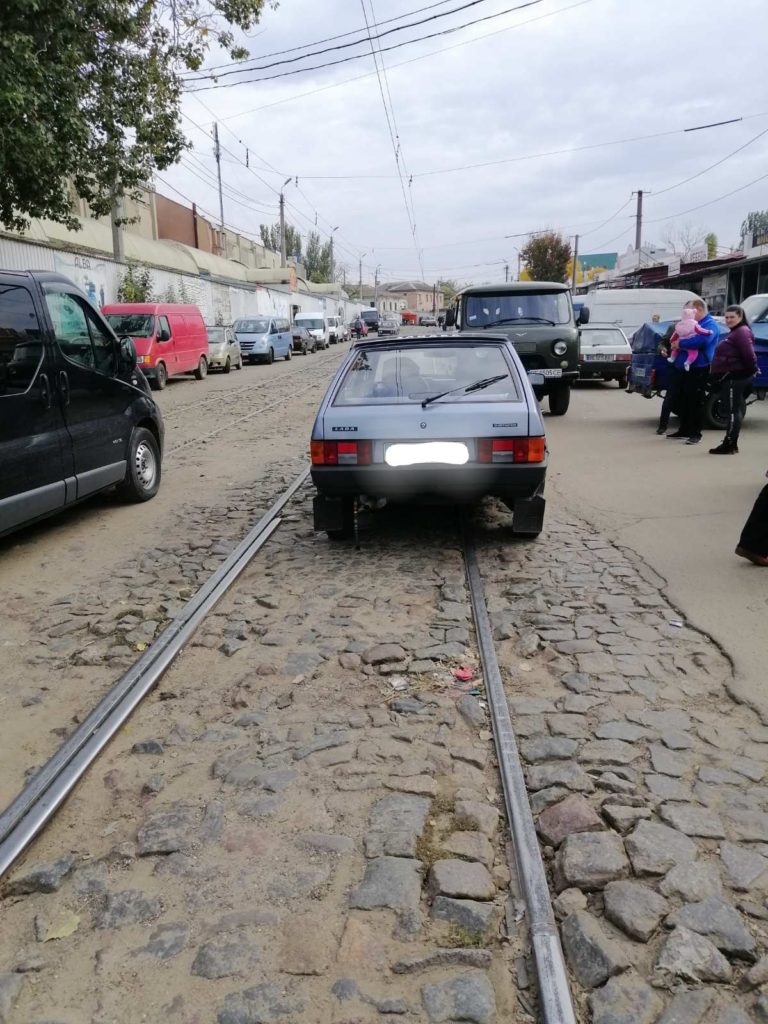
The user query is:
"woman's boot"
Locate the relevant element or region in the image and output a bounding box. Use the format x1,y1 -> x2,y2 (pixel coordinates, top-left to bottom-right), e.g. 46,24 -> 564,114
709,438 -> 737,454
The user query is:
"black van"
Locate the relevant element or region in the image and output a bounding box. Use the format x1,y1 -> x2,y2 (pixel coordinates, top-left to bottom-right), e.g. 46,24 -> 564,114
0,270 -> 165,538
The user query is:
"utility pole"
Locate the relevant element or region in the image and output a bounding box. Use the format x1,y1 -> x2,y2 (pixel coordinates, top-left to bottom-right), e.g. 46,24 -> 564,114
280,177 -> 291,269
213,123 -> 225,253
504,263 -> 509,283
330,226 -> 339,285
374,265 -> 381,308
634,190 -> 644,253
359,252 -> 366,304
110,185 -> 125,263
432,283 -> 437,314
571,234 -> 579,290
517,253 -> 522,280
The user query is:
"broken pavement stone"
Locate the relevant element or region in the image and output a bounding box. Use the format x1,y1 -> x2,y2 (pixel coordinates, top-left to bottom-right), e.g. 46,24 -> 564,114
136,802 -> 200,855
656,926 -> 732,983
94,890 -> 162,929
454,801 -> 499,837
192,937 -> 261,980
349,857 -> 422,912
561,910 -> 630,989
659,802 -> 725,839
442,832 -> 494,868
669,897 -> 756,959
719,841 -> 768,891
556,831 -> 629,891
3,855 -> 76,896
657,990 -> 716,1024
520,736 -> 578,763
589,972 -> 663,1024
217,983 -> 303,1024
537,794 -> 603,847
431,897 -> 497,936
660,861 -> 722,902
421,972 -> 496,1024
603,880 -> 668,942
135,922 -> 189,960
428,860 -> 495,901
625,820 -> 697,876
526,761 -> 595,794
362,643 -> 406,665
393,949 -> 492,974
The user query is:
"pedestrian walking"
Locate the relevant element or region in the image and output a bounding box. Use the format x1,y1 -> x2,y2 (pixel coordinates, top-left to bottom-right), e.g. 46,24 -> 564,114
736,480 -> 768,566
708,305 -> 758,454
665,298 -> 720,444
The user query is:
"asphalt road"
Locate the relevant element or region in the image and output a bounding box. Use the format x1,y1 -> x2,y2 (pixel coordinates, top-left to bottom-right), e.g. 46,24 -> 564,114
546,379 -> 768,720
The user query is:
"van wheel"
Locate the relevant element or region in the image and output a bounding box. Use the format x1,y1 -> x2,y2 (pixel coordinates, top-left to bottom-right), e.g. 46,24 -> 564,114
236,355 -> 243,370
548,385 -> 571,416
194,356 -> 208,380
223,357 -> 231,374
152,362 -> 167,390
285,346 -> 292,361
117,427 -> 161,502
266,348 -> 274,365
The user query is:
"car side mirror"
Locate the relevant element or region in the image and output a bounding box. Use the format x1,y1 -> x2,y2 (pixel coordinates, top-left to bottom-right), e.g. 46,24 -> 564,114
577,306 -> 590,325
119,336 -> 137,371
527,371 -> 545,387
445,308 -> 456,327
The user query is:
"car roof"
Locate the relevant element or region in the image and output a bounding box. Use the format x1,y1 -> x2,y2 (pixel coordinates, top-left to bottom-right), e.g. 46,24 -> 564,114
352,331 -> 513,348
456,282 -> 570,296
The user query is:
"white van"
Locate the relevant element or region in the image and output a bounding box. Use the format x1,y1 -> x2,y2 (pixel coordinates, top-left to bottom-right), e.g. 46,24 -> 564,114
294,313 -> 330,350
579,288 -> 700,336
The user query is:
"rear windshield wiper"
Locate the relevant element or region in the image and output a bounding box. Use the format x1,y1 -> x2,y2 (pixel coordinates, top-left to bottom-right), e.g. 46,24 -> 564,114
483,316 -> 556,327
422,374 -> 508,409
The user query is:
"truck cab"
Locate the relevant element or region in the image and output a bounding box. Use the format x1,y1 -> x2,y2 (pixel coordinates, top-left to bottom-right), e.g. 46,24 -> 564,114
446,282 -> 584,415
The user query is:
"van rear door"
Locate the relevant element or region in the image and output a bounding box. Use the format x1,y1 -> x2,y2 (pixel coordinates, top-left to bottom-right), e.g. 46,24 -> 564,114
0,278 -> 73,534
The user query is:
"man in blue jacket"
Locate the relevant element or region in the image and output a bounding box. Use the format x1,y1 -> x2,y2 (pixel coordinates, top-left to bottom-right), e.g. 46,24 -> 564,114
667,298 -> 720,444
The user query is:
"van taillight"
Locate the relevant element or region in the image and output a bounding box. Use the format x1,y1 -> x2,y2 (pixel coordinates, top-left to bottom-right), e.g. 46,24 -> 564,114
477,437 -> 545,464
310,440 -> 372,466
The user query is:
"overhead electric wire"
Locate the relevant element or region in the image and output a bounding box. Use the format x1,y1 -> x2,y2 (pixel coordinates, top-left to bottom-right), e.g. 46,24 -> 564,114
651,123 -> 768,196
644,170 -> 768,224
577,196 -> 634,238
184,0 -> 503,80
186,0 -> 546,90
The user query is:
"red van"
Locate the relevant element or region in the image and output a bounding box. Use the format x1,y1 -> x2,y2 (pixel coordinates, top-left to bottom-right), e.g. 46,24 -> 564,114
102,303 -> 209,390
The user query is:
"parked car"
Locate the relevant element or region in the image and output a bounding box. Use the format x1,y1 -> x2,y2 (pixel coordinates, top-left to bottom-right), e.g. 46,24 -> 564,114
378,315 -> 400,337
1,271 -> 164,538
360,309 -> 379,333
206,325 -> 242,373
327,315 -> 349,344
294,313 -> 331,350
233,316 -> 293,364
310,333 -> 548,540
102,302 -> 209,390
292,326 -> 317,355
577,323 -> 632,385
419,313 -> 438,327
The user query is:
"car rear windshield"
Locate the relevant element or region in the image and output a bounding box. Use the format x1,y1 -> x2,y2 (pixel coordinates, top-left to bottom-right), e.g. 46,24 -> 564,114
333,344 -> 518,406
464,291 -> 572,326
235,319 -> 269,333
206,327 -> 226,343
581,328 -> 627,346
298,318 -> 324,330
105,313 -> 155,337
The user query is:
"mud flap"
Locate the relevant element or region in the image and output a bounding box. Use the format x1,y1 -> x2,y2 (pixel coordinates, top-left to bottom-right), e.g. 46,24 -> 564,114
512,494 -> 546,536
313,494 -> 348,532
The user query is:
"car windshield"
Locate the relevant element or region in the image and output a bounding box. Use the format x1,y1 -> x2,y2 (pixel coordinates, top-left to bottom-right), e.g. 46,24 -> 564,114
464,291 -> 572,327
206,327 -> 226,343
298,318 -> 323,330
741,295 -> 768,323
581,328 -> 627,346
235,319 -> 269,333
105,313 -> 155,337
333,344 -> 518,406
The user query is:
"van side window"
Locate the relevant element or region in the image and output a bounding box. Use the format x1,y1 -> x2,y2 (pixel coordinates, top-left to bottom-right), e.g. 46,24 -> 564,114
158,316 -> 172,341
0,284 -> 44,396
45,291 -> 115,374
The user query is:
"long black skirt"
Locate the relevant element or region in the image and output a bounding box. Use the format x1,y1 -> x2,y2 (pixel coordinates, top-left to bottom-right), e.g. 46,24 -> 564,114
739,483 -> 768,557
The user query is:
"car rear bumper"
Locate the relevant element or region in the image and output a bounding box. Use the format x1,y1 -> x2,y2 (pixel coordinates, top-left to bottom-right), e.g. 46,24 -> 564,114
578,359 -> 629,378
311,463 -> 546,501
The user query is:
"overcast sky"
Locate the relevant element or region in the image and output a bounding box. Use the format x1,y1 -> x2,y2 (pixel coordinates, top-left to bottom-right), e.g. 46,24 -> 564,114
164,0 -> 768,285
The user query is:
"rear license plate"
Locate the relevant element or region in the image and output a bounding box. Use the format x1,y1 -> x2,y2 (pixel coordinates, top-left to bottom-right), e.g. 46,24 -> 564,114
585,353 -> 613,361
384,442 -> 469,467
531,368 -> 562,378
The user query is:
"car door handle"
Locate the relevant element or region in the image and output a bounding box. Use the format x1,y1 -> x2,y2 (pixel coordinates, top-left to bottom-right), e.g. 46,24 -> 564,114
39,373 -> 52,410
59,370 -> 70,407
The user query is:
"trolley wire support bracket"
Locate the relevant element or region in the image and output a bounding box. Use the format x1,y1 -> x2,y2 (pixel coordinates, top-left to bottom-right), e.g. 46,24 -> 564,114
0,467 -> 311,879
461,520 -> 576,1024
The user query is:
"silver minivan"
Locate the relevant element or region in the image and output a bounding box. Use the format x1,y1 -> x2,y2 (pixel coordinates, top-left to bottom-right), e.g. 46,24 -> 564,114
233,316 -> 293,364
294,314 -> 330,350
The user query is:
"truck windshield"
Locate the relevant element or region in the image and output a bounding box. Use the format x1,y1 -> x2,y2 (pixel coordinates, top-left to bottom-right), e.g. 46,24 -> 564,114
105,313 -> 155,337
464,292 -> 571,327
361,310 -> 378,321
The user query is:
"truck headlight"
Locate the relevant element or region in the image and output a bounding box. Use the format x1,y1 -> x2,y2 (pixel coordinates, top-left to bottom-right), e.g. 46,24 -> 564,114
553,341 -> 568,356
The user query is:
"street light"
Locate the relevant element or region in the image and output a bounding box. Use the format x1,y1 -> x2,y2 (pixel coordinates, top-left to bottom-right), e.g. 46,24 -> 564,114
279,177 -> 292,269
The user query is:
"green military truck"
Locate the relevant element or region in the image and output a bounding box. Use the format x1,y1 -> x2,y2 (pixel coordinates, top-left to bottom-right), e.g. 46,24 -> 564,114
445,281 -> 587,415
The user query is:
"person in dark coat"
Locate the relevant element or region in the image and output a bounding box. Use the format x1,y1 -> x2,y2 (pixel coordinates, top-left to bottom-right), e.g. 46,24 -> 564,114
736,478 -> 768,566
708,305 -> 758,454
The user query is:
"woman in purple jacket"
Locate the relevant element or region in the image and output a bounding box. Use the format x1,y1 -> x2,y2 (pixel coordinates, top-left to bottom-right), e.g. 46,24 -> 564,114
708,305 -> 758,454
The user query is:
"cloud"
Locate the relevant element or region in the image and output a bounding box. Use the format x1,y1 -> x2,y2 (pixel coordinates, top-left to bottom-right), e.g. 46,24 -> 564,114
167,0 -> 768,283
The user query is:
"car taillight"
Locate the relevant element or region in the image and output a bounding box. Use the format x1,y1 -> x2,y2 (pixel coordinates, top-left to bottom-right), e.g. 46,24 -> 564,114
310,440 -> 372,465
477,437 -> 545,464
649,369 -> 656,387
616,353 -> 631,361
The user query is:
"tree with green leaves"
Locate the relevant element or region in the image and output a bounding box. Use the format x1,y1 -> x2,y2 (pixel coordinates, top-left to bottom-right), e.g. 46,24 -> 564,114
704,233 -> 718,259
303,230 -> 332,283
1,0 -> 269,231
519,231 -> 572,283
117,262 -> 154,302
259,221 -> 303,261
741,210 -> 768,246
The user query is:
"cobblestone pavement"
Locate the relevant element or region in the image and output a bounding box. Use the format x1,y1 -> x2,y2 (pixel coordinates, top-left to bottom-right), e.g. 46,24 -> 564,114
0,498 -> 524,1023
474,500 -> 768,1022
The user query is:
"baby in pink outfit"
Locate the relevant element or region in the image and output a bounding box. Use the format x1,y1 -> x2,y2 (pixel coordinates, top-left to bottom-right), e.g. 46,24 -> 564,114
667,307 -> 713,371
